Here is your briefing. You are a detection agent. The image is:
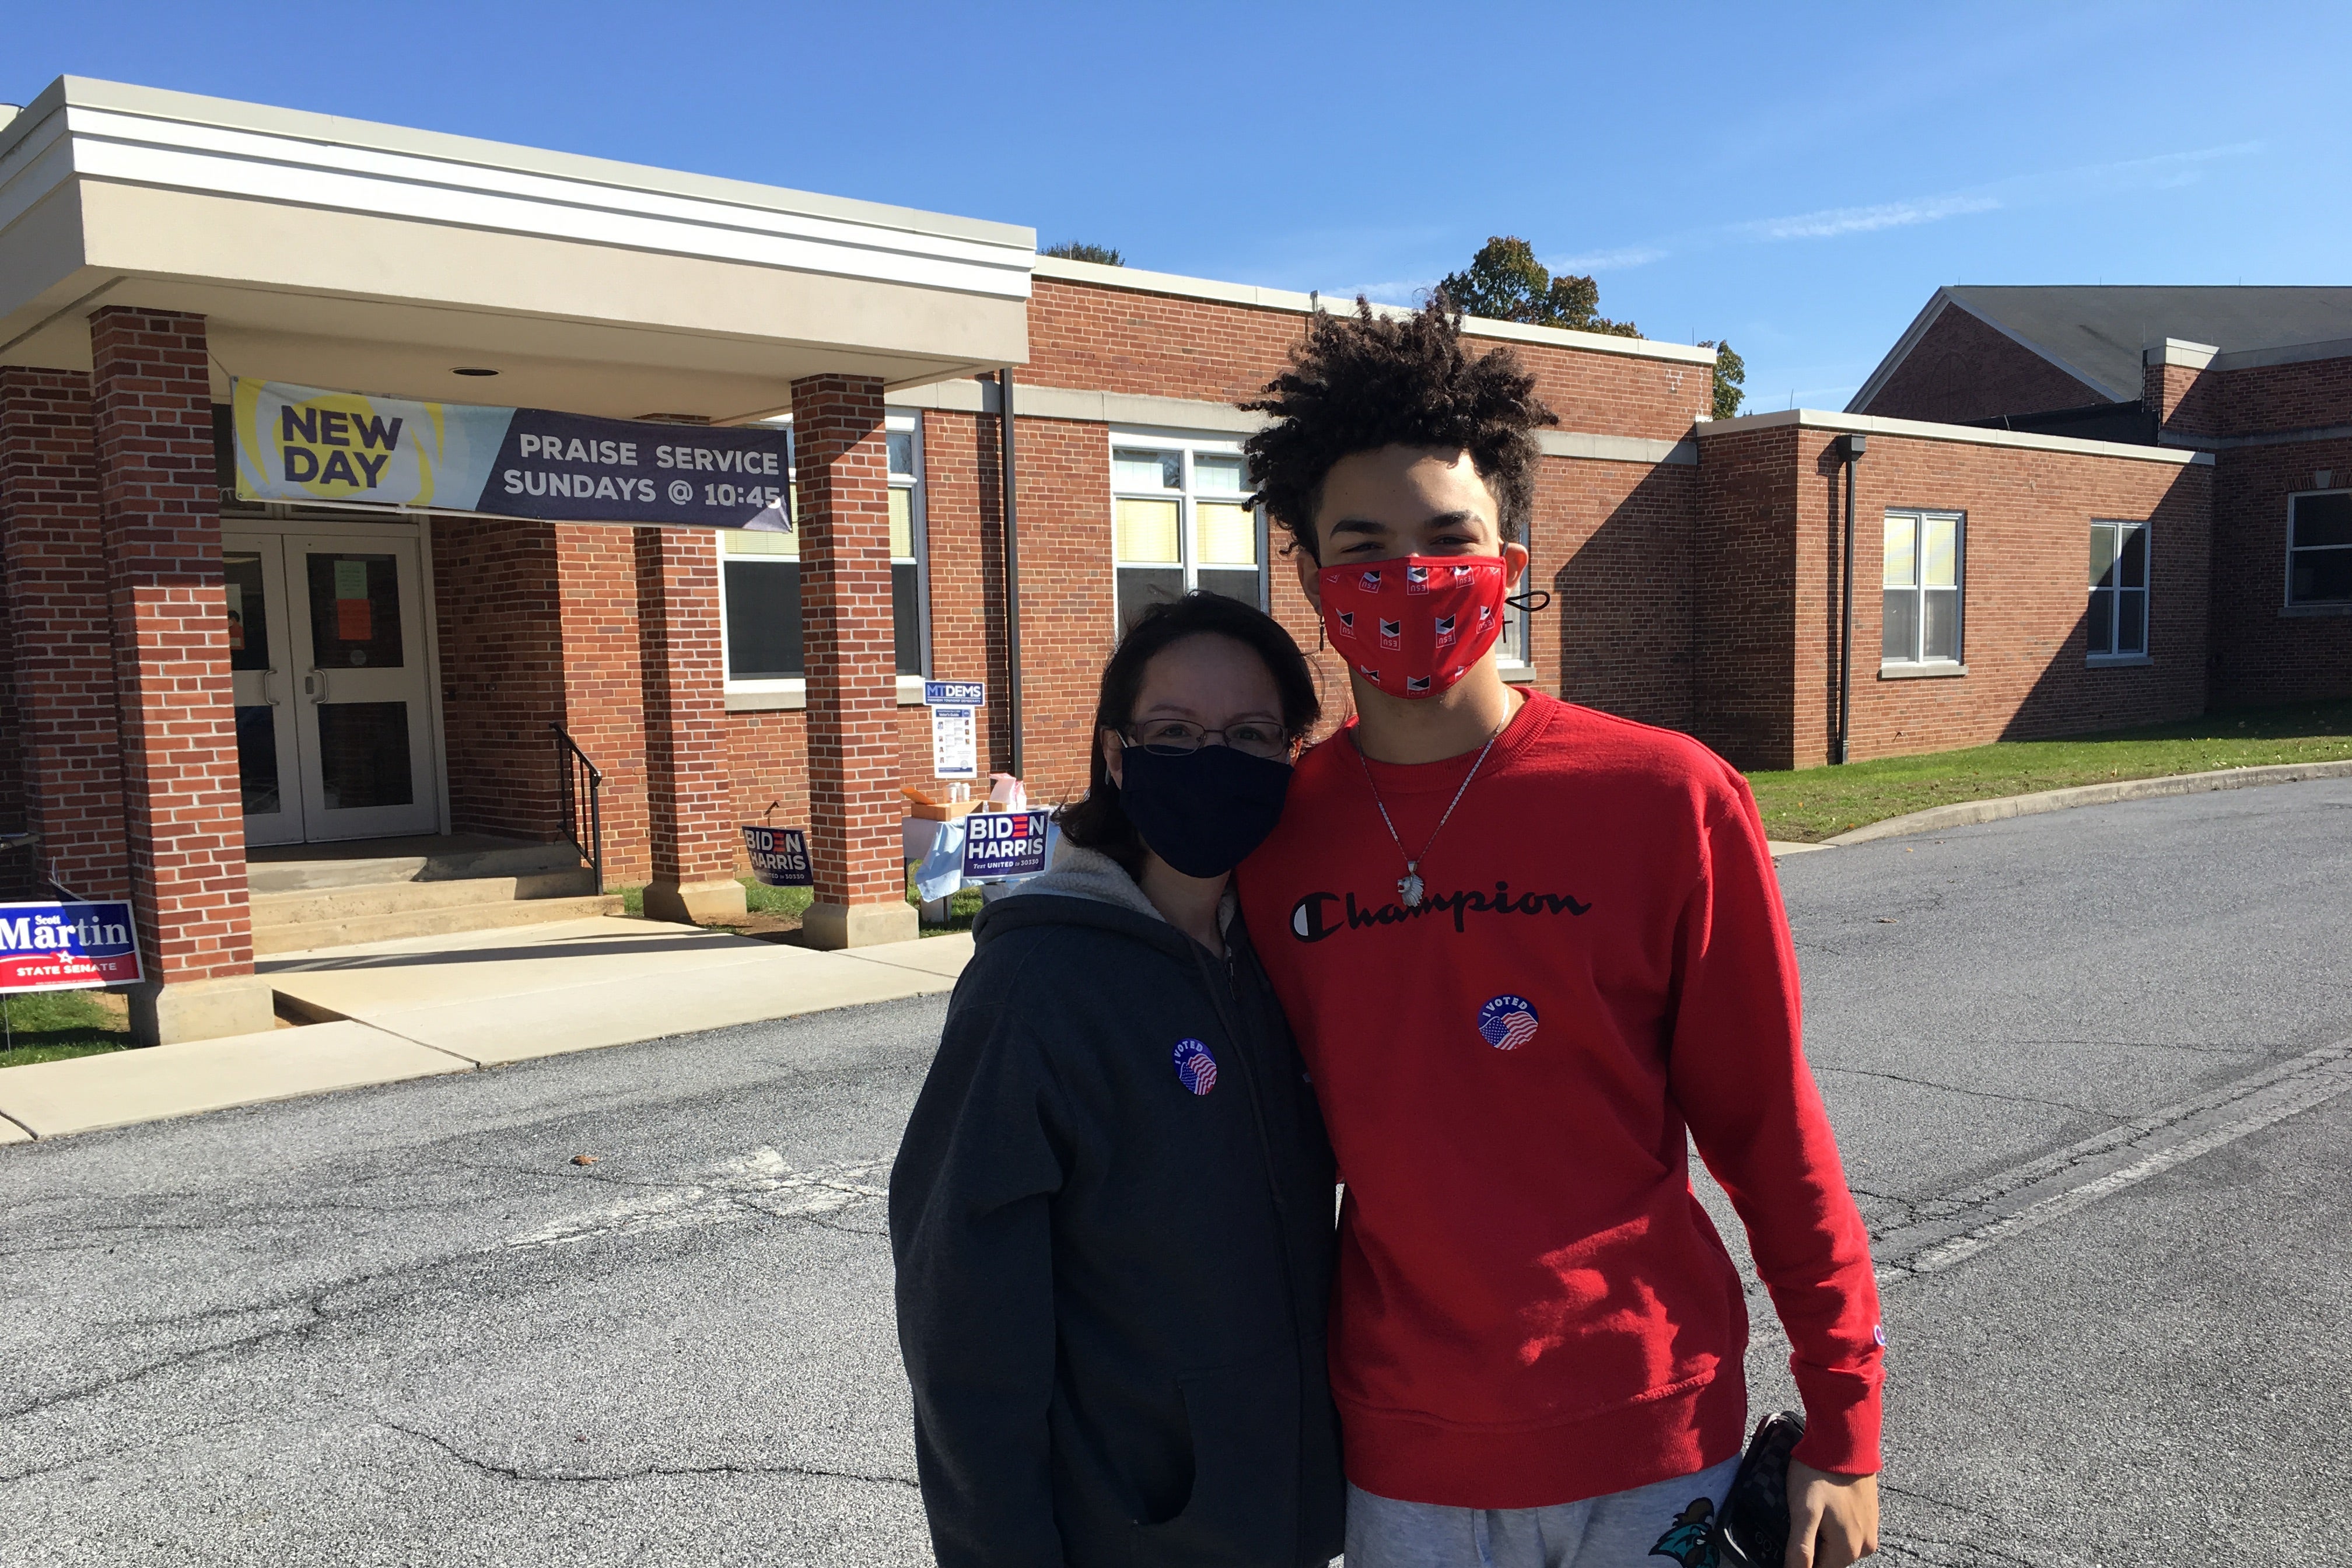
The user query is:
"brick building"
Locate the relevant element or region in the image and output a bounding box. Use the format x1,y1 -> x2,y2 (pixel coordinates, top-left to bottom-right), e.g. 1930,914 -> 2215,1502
0,79 -> 2321,1046
1852,286 -> 2352,709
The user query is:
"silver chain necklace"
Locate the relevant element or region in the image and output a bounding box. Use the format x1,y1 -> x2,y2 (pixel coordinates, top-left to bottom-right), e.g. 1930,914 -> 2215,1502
1354,719 -> 1507,909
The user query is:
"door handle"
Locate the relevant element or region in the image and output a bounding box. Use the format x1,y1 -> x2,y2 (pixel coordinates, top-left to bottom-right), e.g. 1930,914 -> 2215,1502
265,667 -> 280,707
306,670 -> 327,702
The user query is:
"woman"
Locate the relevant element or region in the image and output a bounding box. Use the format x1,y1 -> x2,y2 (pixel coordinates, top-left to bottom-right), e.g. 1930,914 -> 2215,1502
889,592 -> 1342,1568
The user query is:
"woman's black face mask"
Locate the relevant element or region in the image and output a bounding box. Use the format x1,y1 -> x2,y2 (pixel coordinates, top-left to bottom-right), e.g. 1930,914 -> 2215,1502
1115,740 -> 1293,880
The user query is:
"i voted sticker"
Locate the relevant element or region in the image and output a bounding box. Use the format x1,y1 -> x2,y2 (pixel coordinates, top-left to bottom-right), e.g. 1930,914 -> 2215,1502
1476,995 -> 1539,1051
1172,1038 -> 1219,1096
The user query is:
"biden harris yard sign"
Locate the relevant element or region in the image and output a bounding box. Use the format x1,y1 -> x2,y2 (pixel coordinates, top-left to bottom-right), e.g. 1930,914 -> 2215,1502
232,382 -> 794,531
0,902 -> 142,994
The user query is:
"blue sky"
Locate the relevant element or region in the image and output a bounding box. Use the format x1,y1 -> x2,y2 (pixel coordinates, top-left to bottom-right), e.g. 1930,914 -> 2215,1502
13,1 -> 2348,412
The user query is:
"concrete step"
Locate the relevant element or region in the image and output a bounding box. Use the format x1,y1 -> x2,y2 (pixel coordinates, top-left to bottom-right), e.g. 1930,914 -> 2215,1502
253,894 -> 624,956
250,840 -> 585,894
250,870 -> 597,926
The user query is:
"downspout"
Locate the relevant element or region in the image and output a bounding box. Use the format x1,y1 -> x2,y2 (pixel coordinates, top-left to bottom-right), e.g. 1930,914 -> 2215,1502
997,370 -> 1024,779
1835,432 -> 1867,765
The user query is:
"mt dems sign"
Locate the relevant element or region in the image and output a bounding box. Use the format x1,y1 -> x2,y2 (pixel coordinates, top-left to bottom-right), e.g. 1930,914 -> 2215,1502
232,382 -> 794,531
0,902 -> 143,995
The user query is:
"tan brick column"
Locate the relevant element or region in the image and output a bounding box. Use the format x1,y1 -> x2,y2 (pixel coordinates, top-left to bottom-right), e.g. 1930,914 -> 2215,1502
793,373 -> 915,949
88,307 -> 271,1045
0,368 -> 131,902
634,524 -> 745,923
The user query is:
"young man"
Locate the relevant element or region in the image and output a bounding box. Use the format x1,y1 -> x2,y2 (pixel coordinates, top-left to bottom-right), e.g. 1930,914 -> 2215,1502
1235,302 -> 1884,1568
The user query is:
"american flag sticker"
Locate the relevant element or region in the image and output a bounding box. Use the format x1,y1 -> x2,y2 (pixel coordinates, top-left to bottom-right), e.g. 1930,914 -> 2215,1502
1476,995 -> 1539,1050
1172,1038 -> 1219,1095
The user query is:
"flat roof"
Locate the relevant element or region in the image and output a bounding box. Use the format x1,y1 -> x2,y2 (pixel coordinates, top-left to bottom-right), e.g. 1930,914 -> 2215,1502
0,76 -> 1034,251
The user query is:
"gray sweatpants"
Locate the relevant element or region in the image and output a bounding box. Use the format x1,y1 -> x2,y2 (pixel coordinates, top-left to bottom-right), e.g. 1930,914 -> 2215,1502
1345,1454 -> 1741,1568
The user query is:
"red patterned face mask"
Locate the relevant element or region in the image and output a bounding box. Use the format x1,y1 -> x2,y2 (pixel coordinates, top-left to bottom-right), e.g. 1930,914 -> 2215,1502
1317,555 -> 1510,699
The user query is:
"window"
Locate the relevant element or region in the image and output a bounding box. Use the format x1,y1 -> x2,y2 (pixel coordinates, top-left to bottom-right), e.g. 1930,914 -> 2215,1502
1882,510 -> 1964,664
1112,436 -> 1265,634
2088,520 -> 2150,660
2288,491 -> 2352,606
721,414 -> 928,688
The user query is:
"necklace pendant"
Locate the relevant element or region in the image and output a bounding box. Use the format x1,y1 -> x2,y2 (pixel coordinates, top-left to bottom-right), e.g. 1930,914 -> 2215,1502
1399,870 -> 1424,908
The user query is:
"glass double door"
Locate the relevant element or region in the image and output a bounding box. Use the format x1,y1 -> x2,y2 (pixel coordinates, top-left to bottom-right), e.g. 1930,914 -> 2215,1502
223,531 -> 439,845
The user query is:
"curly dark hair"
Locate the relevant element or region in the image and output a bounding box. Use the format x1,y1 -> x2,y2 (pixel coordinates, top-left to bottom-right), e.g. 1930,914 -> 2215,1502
1241,296 -> 1559,563
1055,593 -> 1320,877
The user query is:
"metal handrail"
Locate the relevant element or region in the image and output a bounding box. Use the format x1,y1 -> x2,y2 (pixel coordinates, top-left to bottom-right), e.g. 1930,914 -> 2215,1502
550,724 -> 605,892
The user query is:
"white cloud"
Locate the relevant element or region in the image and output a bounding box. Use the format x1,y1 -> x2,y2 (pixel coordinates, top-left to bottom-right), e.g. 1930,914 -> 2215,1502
1741,193 -> 2001,242
1545,246 -> 1668,273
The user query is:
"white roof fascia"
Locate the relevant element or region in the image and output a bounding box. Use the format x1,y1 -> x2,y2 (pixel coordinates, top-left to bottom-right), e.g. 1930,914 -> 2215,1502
1845,289 -> 1958,413
2207,336 -> 2352,372
1,77 -> 1035,299
1032,254 -> 1717,366
898,378 -> 1700,463
1695,408 -> 2214,466
2144,338 -> 2220,370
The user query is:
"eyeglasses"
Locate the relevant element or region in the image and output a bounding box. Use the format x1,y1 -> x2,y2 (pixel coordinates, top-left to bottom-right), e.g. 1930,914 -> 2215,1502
1123,719 -> 1293,760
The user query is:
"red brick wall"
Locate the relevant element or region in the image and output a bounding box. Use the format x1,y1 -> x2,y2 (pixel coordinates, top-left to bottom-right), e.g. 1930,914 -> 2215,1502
88,309 -> 252,983
555,524 -> 649,885
2210,354 -> 2352,436
1861,303 -> 2112,424
1695,424 -> 2212,769
634,526 -> 735,886
2208,437 -> 2352,708
433,516 -> 568,845
0,368 -> 131,901
1001,416 -> 1117,804
1692,425 -> 1805,767
1544,459 -> 1698,730
1027,278 -> 1708,442
793,373 -> 904,907
2144,359 -> 2224,437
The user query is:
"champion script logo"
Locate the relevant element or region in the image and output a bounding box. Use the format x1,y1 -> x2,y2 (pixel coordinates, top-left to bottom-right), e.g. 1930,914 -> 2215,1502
1289,881 -> 1593,940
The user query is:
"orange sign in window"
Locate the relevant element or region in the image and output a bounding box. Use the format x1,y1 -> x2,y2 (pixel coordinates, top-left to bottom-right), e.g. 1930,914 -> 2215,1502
337,598 -> 372,642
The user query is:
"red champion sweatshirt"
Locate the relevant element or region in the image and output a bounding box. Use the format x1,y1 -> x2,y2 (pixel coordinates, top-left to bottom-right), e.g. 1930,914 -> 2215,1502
1237,693 -> 1883,1508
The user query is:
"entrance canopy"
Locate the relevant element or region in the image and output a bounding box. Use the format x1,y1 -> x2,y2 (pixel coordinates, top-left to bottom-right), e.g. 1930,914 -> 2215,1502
0,77 -> 1034,418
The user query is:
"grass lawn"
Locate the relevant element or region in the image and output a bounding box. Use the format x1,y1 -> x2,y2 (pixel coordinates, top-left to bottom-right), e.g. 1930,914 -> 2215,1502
618,876 -> 984,939
1748,698 -> 2352,843
0,988 -> 131,1069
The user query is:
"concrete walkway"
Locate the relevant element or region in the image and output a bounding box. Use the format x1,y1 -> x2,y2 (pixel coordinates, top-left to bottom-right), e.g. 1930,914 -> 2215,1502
0,917 -> 971,1142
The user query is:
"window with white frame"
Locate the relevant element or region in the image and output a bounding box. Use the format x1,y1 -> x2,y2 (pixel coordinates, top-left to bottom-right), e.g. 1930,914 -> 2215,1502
2287,491 -> 2352,606
1882,510 -> 1964,664
2088,520 -> 2150,659
1111,437 -> 1265,634
720,414 -> 927,687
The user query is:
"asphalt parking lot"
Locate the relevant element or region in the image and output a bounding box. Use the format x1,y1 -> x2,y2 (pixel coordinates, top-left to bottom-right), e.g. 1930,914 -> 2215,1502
3,778 -> 2346,1564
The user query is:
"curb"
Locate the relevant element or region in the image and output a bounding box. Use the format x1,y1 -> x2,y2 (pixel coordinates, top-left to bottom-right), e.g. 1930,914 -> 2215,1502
1819,758 -> 2352,847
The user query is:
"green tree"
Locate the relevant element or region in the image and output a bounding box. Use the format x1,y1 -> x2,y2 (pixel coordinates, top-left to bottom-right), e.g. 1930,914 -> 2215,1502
1702,340 -> 1746,419
1044,242 -> 1124,266
1436,236 -> 1638,337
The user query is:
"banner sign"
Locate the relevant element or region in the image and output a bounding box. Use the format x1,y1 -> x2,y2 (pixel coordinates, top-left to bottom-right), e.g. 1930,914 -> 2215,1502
741,825 -> 814,888
923,680 -> 985,707
0,901 -> 143,994
961,810 -> 1052,881
232,381 -> 793,532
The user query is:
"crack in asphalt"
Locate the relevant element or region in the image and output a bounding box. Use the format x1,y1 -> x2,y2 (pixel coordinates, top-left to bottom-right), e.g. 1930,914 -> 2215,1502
1878,1480 -> 2095,1568
1816,1063 -> 2108,1117
377,1419 -> 919,1490
0,1415 -> 257,1488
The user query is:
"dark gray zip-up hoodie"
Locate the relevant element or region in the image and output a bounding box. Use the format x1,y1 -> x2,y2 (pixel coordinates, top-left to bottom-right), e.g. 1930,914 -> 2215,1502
890,844 -> 1344,1568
